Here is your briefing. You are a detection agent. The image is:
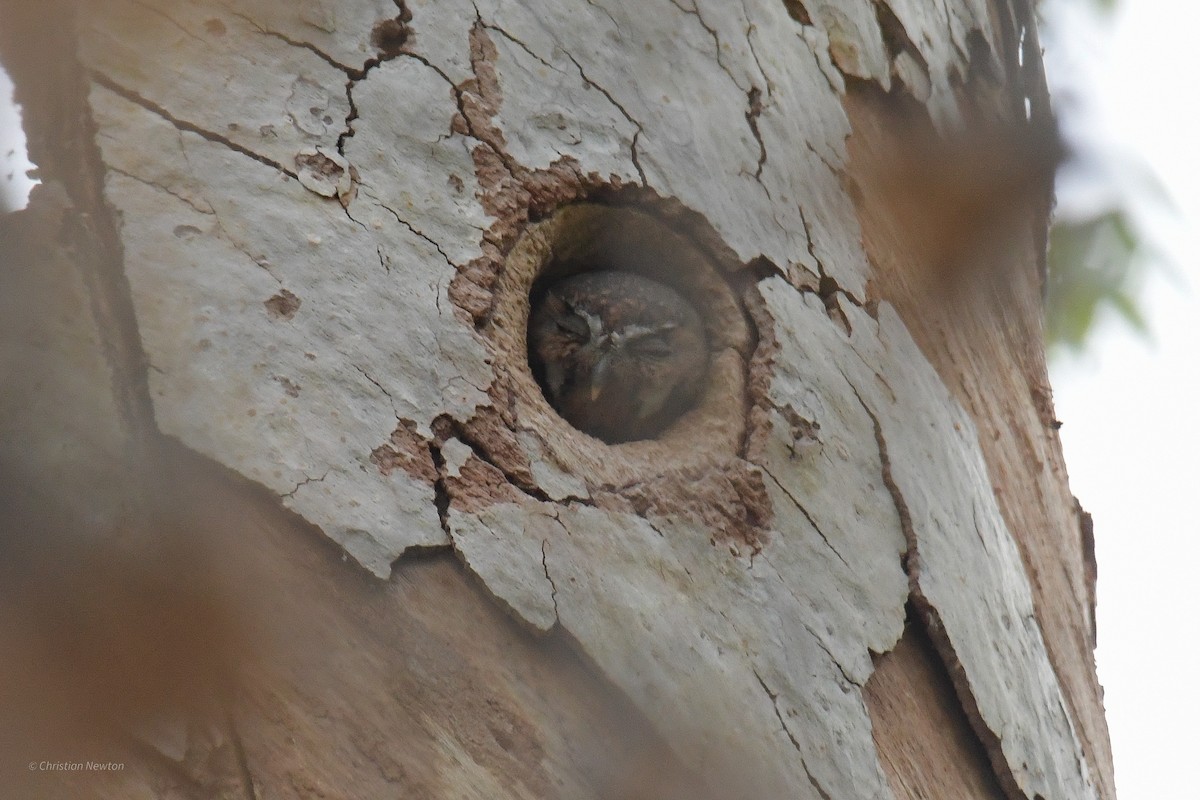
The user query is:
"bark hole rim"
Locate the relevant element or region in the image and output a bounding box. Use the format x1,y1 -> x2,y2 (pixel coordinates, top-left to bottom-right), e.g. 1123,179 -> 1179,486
488,201 -> 752,482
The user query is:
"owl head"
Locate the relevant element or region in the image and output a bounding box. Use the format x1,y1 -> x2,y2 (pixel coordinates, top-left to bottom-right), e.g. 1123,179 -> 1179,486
528,270 -> 709,443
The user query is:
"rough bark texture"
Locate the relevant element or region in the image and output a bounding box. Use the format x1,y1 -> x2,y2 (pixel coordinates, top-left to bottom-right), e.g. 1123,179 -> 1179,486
0,1 -> 1114,799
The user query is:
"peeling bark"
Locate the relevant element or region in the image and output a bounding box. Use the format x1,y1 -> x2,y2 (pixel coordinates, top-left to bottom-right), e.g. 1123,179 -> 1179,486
0,0 -> 1113,798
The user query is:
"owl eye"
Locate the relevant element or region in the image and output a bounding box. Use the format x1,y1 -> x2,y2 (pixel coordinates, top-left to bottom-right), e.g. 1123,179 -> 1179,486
629,334 -> 673,358
555,312 -> 590,339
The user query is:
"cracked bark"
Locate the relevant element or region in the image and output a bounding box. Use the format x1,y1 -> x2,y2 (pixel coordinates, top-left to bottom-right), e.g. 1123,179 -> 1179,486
0,0 -> 1113,799
91,72 -> 300,179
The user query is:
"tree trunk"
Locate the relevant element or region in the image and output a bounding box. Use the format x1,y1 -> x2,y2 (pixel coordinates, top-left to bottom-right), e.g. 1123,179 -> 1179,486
0,1 -> 1115,799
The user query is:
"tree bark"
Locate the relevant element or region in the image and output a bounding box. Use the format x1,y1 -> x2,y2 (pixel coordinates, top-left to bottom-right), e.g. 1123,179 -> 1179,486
0,1 -> 1114,799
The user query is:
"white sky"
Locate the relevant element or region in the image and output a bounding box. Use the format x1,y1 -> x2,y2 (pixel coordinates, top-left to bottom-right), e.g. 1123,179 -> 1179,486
0,3 -> 1191,796
0,69 -> 35,210
1043,1 -> 1200,799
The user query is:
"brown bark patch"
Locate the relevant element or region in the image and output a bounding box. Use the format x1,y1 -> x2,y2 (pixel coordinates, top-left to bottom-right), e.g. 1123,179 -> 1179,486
444,450 -> 527,513
370,420 -> 438,484
461,395 -> 537,489
593,460 -> 771,553
866,622 -> 1007,800
264,289 -> 301,321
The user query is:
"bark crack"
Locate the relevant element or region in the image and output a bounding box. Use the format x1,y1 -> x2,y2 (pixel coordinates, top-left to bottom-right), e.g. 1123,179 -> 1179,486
397,50 -> 456,91
800,28 -> 844,96
185,173 -> 281,285
479,21 -> 561,75
803,766 -> 834,800
752,669 -> 803,752
129,0 -> 207,46
394,49 -> 512,181
428,441 -> 452,536
739,0 -> 775,96
645,520 -> 667,538
337,3 -> 415,154
540,538 -> 560,619
353,364 -> 399,420
839,372 -> 1031,800
781,0 -> 814,26
971,501 -> 990,553
338,80 -> 359,156
559,50 -> 647,185
666,0 -> 770,188
629,129 -> 647,187
476,8 -> 644,180
799,618 -> 860,687
803,139 -> 840,178
763,559 -> 860,688
226,9 -> 358,75
439,376 -> 490,407
103,163 -> 214,216
280,470 -> 330,499
375,199 -> 456,267
760,467 -> 850,570
870,0 -> 929,75
839,375 -> 918,584
581,0 -> 621,34
341,203 -> 369,233
796,202 -> 823,276
429,24 -> 516,183
745,86 -> 767,179
667,0 -> 742,90
90,71 -> 298,180
436,416 -> 591,507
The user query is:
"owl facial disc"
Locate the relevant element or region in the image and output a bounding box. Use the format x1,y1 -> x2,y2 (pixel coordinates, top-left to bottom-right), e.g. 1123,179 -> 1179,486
528,270 -> 709,443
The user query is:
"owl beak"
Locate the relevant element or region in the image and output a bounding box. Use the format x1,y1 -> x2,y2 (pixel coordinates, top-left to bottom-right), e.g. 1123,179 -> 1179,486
590,352 -> 614,401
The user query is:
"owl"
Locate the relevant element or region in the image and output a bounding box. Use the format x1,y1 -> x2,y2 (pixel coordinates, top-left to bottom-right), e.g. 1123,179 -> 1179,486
528,270 -> 709,443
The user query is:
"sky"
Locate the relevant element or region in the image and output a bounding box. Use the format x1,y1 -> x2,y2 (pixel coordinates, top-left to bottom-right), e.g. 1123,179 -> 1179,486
1042,1 -> 1200,798
0,3 -> 1193,797
0,68 -> 34,211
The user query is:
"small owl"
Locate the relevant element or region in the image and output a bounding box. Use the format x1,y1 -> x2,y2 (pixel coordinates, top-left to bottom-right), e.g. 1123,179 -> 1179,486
529,270 -> 709,443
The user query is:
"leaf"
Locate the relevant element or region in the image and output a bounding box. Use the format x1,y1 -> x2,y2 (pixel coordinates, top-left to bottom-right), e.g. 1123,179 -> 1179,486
1045,207 -> 1153,353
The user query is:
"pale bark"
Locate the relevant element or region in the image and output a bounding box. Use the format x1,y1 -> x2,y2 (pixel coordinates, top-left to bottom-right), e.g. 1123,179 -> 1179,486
0,1 -> 1113,798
